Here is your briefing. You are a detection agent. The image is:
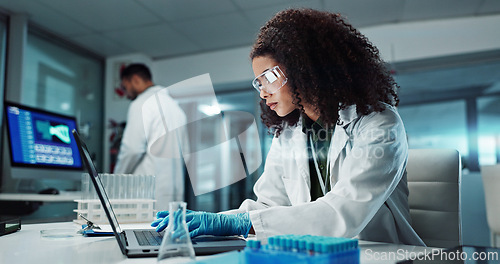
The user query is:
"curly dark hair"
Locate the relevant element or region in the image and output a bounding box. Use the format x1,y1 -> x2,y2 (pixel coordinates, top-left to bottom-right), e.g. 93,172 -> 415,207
250,8 -> 399,136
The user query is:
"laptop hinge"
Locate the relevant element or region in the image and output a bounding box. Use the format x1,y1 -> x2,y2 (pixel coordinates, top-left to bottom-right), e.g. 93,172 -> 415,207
121,232 -> 129,246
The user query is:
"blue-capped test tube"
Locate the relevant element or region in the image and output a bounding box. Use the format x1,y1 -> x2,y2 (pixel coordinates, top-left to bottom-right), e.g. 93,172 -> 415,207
268,236 -> 275,250
298,239 -> 307,253
246,240 -> 261,250
274,236 -> 282,251
291,238 -> 299,252
285,237 -> 293,251
280,236 -> 288,251
314,241 -> 323,255
306,239 -> 315,255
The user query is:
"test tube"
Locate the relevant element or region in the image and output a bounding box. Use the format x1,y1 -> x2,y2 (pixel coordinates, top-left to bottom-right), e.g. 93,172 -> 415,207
108,173 -> 115,199
299,239 -> 307,253
147,175 -> 155,200
124,174 -> 131,200
131,174 -> 138,199
285,238 -> 292,251
114,174 -> 121,200
91,173 -> 98,200
131,174 -> 137,199
99,173 -> 106,196
136,174 -> 142,199
274,236 -> 282,251
291,239 -> 299,252
81,173 -> 89,200
130,174 -> 136,200
246,240 -> 260,250
121,174 -> 127,200
105,173 -> 113,199
306,240 -> 315,255
130,174 -> 136,199
137,174 -> 145,200
268,237 -> 275,250
122,174 -> 127,200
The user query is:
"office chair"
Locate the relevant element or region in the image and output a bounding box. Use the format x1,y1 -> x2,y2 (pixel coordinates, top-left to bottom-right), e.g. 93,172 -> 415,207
481,164 -> 500,248
406,149 -> 462,248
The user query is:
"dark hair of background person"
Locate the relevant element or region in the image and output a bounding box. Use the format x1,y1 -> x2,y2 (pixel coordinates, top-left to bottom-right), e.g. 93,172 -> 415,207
250,8 -> 400,137
120,63 -> 152,81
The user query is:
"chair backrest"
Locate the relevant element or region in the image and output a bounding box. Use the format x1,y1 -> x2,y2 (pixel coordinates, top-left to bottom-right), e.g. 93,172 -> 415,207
406,149 -> 461,248
481,165 -> 500,236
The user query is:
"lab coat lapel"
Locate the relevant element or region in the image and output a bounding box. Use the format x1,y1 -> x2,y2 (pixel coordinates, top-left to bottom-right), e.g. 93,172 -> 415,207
288,107 -> 358,200
290,124 -> 311,188
328,125 -> 349,169
328,105 -> 358,173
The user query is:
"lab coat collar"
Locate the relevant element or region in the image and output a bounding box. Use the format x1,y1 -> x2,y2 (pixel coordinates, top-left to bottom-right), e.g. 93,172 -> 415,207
290,105 -> 359,195
290,121 -> 312,193
327,105 -> 358,183
291,104 -> 359,154
136,85 -> 164,101
338,104 -> 359,127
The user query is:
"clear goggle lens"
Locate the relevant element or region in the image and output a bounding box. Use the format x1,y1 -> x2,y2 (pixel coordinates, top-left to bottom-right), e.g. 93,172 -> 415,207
252,66 -> 287,94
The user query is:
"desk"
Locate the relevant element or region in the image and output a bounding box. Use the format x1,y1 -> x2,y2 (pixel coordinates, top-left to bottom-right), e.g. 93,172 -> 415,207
0,222 -> 434,264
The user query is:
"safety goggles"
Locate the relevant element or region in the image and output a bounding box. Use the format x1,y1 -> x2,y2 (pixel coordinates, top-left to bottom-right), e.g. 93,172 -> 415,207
252,66 -> 288,94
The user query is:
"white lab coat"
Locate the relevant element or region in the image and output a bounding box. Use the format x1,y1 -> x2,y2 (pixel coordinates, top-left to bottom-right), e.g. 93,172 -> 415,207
234,103 -> 425,246
114,85 -> 187,211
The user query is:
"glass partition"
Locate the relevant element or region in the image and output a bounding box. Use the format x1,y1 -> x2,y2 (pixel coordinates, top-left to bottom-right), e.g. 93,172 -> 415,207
22,32 -> 104,170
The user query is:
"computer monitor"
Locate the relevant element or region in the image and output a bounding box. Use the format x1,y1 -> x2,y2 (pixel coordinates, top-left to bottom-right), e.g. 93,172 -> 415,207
4,101 -> 83,180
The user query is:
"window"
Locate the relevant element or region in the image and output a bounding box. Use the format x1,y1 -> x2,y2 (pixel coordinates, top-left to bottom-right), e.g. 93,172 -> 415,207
395,51 -> 500,171
477,96 -> 500,166
398,101 -> 469,157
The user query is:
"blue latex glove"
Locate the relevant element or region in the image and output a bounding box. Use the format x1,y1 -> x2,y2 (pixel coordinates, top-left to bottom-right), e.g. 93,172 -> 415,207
168,208 -> 189,240
151,210 -> 252,238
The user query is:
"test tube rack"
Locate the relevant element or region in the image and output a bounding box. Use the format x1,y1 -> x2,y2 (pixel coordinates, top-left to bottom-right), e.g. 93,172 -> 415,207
73,199 -> 156,225
245,234 -> 359,264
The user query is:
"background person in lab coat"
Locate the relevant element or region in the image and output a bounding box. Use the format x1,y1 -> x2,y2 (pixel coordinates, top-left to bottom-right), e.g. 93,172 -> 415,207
114,63 -> 186,211
152,8 -> 425,246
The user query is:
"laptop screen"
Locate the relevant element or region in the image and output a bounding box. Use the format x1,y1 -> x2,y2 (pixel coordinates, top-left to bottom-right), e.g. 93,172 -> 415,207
72,130 -> 125,244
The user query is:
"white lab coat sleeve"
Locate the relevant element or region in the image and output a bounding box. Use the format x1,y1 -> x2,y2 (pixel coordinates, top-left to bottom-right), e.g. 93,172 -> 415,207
235,135 -> 292,213
114,101 -> 147,174
248,109 -> 408,241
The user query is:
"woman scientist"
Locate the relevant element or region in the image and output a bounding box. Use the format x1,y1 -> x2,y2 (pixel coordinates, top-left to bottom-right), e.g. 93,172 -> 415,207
152,8 -> 425,246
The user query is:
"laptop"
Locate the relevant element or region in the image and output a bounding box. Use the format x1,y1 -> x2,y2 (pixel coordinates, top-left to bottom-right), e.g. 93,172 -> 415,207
72,129 -> 246,257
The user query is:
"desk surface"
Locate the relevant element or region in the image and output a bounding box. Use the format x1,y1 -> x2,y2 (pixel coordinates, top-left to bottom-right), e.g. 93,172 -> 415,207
0,222 -> 434,264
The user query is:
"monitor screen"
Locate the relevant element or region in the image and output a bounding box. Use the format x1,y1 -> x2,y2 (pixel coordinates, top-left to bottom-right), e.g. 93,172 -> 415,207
4,102 -> 83,170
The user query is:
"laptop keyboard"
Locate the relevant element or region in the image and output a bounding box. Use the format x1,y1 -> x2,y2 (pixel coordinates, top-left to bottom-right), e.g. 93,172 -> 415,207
134,230 -> 163,246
